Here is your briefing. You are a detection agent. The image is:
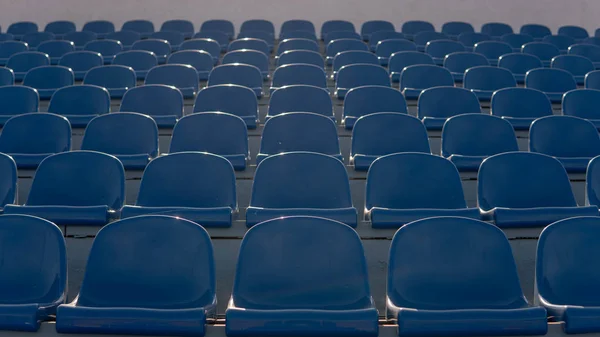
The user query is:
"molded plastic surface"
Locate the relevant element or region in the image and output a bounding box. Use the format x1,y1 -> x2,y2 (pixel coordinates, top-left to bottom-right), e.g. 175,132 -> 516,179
83,65 -> 136,99
193,84 -> 258,128
268,85 -> 333,120
120,84 -> 183,127
399,64 -> 453,99
443,51 -> 489,82
58,51 -> 103,80
22,65 -> 73,99
336,64 -> 390,99
463,65 -> 517,101
208,64 -> 263,97
112,50 -> 157,80
145,64 -> 199,98
491,87 -> 553,130
271,64 -> 327,91
525,68 -> 577,103
418,86 -> 481,130
47,84 -> 110,127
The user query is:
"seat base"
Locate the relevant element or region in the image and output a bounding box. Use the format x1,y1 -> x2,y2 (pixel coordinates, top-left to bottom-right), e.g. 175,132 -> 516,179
245,207 -> 358,227
3,205 -> 111,226
369,207 -> 481,228
121,206 -> 233,227
483,206 -> 599,228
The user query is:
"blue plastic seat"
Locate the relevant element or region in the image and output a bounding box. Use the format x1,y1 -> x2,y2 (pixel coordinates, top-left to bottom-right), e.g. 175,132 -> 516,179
37,40 -> 75,64
58,51 -> 102,80
167,50 -> 213,80
160,19 -> 194,39
22,65 -> 73,100
473,41 -> 513,66
552,54 -> 595,85
464,65 -> 517,101
457,32 -> 492,51
498,53 -> 543,83
521,24 -> 552,40
478,152 -> 598,227
82,20 -> 115,39
56,215 -> 216,335
543,35 -> 577,54
276,38 -> 319,56
0,153 -> 15,207
583,37 -> 600,46
22,32 -> 55,50
0,68 -> 13,86
366,153 -> 478,228
0,113 -> 70,169
0,34 -> 14,42
332,50 -> 379,79
441,21 -> 474,39
425,39 -> 465,65
227,38 -> 269,57
268,85 -> 333,120
112,50 -> 158,80
0,40 -> 29,66
0,214 -> 67,332
569,43 -> 600,68
151,31 -> 184,51
223,50 -> 269,80
0,86 -> 38,125
418,86 -> 481,130
84,39 -> 122,64
321,20 -> 355,40
351,113 -> 429,171
369,31 -> 405,51
326,38 -> 368,66
170,112 -> 248,170
4,151 -> 124,225
145,64 -> 199,98
281,20 -> 315,36
587,70 -> 600,90
401,20 -> 435,40
44,20 -> 76,38
201,20 -> 235,39
122,20 -> 154,39
179,38 -> 220,65
525,68 -> 577,103
247,152 -> 356,227
413,31 -> 448,52
131,39 -> 170,64
105,31 -> 141,50
64,31 -> 98,50
501,33 -> 535,52
81,113 -> 158,169
280,30 -> 317,42
193,84 -> 258,128
387,216 -> 548,336
193,31 -> 229,53
559,25 -> 589,41
588,158 -> 600,206
257,113 -> 341,164
442,114 -> 518,172
336,64 -> 390,99
343,85 -> 408,129
241,19 -> 275,35
491,87 -> 553,130
271,64 -> 327,92
7,22 -> 38,40
277,50 -> 324,68
120,84 -> 183,127
83,65 -> 136,99
529,115 -> 600,172
563,89 -> 600,128
121,153 -> 236,226
522,41 -> 561,67
389,51 -> 435,82
324,31 -> 362,45
227,216 -> 377,336
6,51 -> 49,81
47,84 -> 110,127
237,30 -> 274,51
361,20 -> 395,40
443,51 -> 489,82
208,64 -> 263,97
375,39 -> 416,66
399,64 -> 453,100
481,22 -> 514,39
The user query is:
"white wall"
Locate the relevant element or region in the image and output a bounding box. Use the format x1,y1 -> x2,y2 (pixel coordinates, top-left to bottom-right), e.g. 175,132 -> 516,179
1,0 -> 599,35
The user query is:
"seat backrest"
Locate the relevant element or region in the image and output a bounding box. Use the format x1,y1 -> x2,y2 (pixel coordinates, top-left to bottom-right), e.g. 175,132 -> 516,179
370,31 -> 406,50
81,112 -> 158,157
399,64 -> 454,91
84,39 -> 123,56
240,19 -> 275,35
520,24 -> 552,40
326,38 -> 368,58
0,41 -> 29,59
413,31 -> 449,47
0,86 -> 38,115
442,21 -> 474,37
352,113 -> 430,157
6,51 -> 49,72
324,31 -> 362,45
375,39 -> 417,59
83,20 -> 115,35
498,53 -> 543,76
58,51 -> 103,73
491,87 -> 553,118
78,215 -> 215,309
525,68 -> 577,94
131,39 -> 171,57
260,113 -> 340,157
179,38 -> 221,59
271,64 -> 327,89
501,33 -> 534,50
321,20 -> 356,39
268,85 -> 332,117
228,38 -> 269,56
0,34 -> 14,42
83,65 -> 136,90
222,50 -> 269,73
277,50 -> 324,68
587,70 -> 600,89
237,30 -> 274,46
23,65 -> 73,89
388,217 -> 527,309
122,20 -> 155,36
38,40 -> 75,59
63,31 -> 98,48
276,38 -> 319,55
22,32 -> 55,48
120,84 -> 183,118
0,113 -> 71,154
145,64 -> 199,93
522,42 -> 561,62
193,31 -> 230,49
441,114 -> 518,157
136,152 -> 236,209
587,158 -> 600,206
457,32 -> 492,48
27,151 -> 125,209
481,22 -> 514,37
337,64 -> 390,89
48,84 -> 110,115
361,20 -> 395,39
443,51 -> 489,73
478,152 -> 576,210
425,39 -> 465,59
160,20 -> 194,36
281,30 -> 318,42
569,43 -> 600,62
530,115 -> 600,158
201,20 -> 235,38
281,19 -> 314,34
170,112 -> 248,155
542,35 -> 576,52
463,66 -> 517,91
418,86 -> 481,118
558,25 -> 589,40
537,217 -> 600,306
473,41 -> 513,60
344,85 -> 408,119
167,50 -> 213,73
333,50 -> 379,73
401,20 -> 435,36
233,216 -> 371,310
552,54 -> 595,77
0,154 -> 16,207
113,50 -> 157,72
208,64 -> 262,89
251,152 -> 352,209
563,89 -> 600,119
0,214 -> 66,305
193,84 -> 257,119
150,31 -> 184,48
7,22 -> 38,36
366,153 -> 466,209
0,68 -> 13,86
